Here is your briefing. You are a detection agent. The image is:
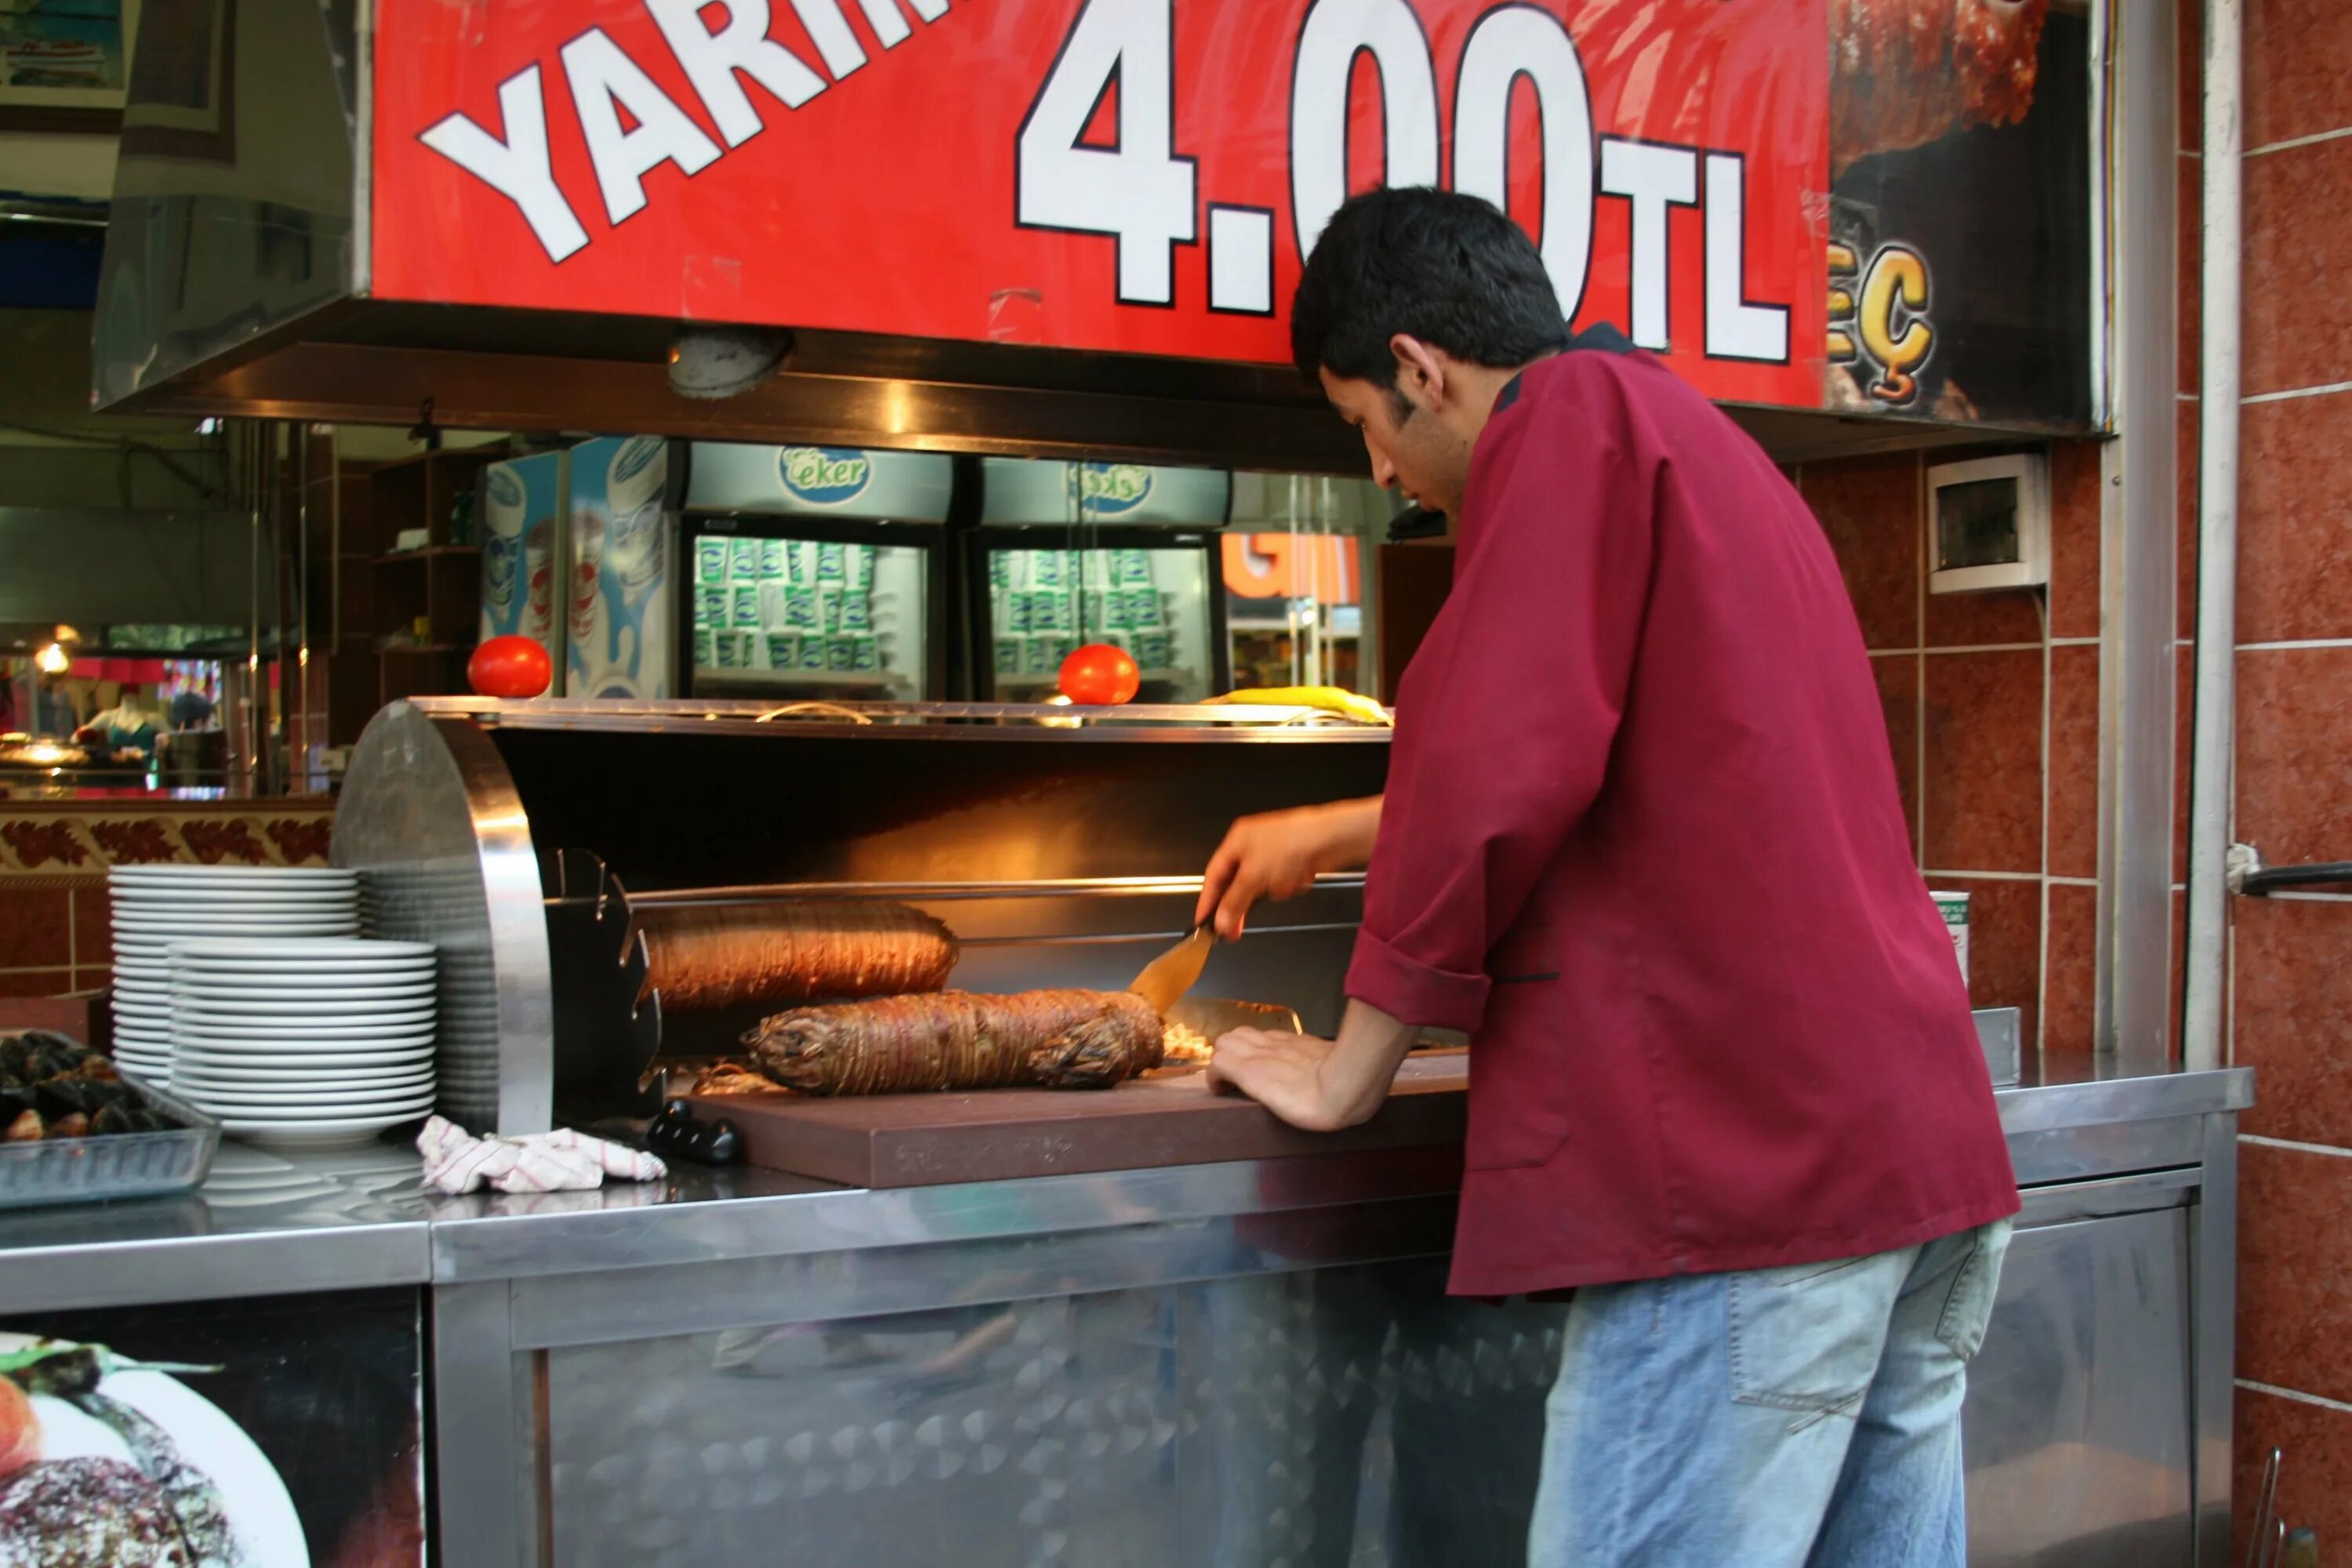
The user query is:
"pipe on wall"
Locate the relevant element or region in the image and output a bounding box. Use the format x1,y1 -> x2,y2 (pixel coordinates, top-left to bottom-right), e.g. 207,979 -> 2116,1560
2183,0 -> 2243,1073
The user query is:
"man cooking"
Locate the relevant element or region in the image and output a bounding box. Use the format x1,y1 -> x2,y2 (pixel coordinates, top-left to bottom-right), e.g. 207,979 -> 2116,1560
1198,188 -> 2019,1567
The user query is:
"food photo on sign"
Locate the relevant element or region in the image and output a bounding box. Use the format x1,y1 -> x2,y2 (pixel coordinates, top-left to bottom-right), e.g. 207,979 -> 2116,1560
0,1292 -> 423,1567
1823,0 -> 2093,426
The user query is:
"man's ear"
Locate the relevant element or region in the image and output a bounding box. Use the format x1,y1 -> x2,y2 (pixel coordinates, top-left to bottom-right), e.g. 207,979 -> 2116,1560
1388,334 -> 1447,411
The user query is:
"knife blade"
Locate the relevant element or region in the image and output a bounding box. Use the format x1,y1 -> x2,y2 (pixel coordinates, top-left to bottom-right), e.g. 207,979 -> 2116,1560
1128,925 -> 1214,1015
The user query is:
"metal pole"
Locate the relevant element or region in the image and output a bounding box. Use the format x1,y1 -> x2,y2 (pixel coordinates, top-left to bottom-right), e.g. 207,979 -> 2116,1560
296,426 -> 312,789
245,421 -> 262,798
2183,0 -> 2243,1074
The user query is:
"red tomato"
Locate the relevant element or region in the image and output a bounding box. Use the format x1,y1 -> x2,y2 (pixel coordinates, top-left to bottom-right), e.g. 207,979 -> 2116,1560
0,1377 -> 37,1479
467,636 -> 553,699
1058,643 -> 1142,706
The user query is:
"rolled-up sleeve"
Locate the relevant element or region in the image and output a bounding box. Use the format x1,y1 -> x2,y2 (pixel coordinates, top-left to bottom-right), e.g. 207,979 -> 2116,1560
1343,365 -> 1655,1033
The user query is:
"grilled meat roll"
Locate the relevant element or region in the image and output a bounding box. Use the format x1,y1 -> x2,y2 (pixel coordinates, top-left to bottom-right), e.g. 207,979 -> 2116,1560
638,901 -> 956,1012
745,990 -> 1164,1094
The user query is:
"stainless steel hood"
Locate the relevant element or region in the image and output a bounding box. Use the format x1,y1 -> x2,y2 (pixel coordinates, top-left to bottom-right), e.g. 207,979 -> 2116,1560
88,1 -> 1362,470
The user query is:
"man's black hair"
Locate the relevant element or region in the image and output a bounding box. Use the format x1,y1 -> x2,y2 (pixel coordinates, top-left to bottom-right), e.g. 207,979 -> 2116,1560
1289,187 -> 1567,405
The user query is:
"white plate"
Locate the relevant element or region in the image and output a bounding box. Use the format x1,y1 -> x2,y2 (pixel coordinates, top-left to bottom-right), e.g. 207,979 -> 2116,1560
173,1053 -> 434,1076
118,932 -> 361,953
176,1034 -> 440,1062
174,937 -> 434,961
171,985 -> 437,1009
170,996 -> 437,1017
173,969 -> 435,987
172,993 -> 435,1013
118,938 -> 365,958
174,1067 -> 435,1092
174,1086 -> 437,1109
177,1038 -> 434,1063
117,912 -> 358,927
113,884 -> 357,902
111,865 -> 354,884
177,1087 -> 436,1112
173,972 -> 434,991
111,891 -> 353,909
222,1115 -> 423,1149
178,1088 -> 437,1112
175,1022 -> 437,1042
174,1047 -> 436,1071
174,949 -> 437,973
118,913 -> 359,931
201,1091 -> 437,1119
172,1013 -> 437,1036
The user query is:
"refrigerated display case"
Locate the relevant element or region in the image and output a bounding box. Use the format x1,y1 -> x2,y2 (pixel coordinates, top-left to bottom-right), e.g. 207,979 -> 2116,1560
972,459 -> 1232,702
677,445 -> 953,701
968,529 -> 1230,702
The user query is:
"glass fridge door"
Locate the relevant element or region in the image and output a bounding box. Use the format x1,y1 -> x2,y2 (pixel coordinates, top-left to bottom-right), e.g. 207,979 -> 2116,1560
983,537 -> 1225,702
688,532 -> 931,700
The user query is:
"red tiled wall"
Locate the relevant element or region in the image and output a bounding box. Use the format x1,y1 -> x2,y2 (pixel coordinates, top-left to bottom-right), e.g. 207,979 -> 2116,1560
1798,439 -> 2106,1069
0,803 -> 336,1003
0,884 -> 116,999
2179,0 -> 2352,1548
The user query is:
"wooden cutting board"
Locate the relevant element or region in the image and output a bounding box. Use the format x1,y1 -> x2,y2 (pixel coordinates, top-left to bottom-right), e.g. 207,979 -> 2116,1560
684,1052 -> 1467,1188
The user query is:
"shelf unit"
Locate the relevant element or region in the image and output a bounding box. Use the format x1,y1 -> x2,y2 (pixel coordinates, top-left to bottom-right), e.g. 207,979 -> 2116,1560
364,450 -> 499,710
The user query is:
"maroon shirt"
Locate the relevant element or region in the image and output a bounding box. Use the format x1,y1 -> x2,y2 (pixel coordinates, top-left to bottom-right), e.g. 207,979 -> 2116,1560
1345,343 -> 2019,1298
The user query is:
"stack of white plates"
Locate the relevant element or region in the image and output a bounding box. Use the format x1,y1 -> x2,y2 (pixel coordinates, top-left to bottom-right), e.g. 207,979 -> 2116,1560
166,938 -> 437,1149
108,866 -> 361,1079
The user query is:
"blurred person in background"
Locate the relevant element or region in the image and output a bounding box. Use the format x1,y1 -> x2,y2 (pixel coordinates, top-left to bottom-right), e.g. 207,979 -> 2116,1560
86,684 -> 162,762
169,681 -> 217,731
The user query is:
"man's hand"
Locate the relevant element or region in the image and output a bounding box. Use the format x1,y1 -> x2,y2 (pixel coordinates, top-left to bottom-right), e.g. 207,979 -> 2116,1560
1207,1029 -> 1350,1131
1207,1000 -> 1419,1131
1196,797 -> 1384,938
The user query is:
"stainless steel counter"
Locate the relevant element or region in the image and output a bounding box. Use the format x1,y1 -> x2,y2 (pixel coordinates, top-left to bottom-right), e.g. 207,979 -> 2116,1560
0,1069 -> 2253,1568
0,1068 -> 2253,1316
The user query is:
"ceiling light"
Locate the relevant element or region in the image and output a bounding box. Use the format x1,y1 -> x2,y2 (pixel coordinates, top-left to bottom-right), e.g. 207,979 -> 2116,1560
34,643 -> 68,674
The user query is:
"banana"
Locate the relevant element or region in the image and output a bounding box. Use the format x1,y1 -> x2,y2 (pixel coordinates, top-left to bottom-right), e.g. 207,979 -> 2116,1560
1202,686 -> 1392,727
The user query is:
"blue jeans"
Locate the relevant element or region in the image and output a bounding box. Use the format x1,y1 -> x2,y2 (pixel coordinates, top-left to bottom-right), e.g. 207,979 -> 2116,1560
1528,1219 -> 2012,1568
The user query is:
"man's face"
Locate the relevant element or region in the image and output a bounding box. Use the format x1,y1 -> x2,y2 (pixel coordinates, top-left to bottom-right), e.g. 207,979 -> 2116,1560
1318,365 -> 1474,521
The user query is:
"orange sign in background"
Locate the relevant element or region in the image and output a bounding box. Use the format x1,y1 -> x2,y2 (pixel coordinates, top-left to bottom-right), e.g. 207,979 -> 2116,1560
1222,535 -> 1360,603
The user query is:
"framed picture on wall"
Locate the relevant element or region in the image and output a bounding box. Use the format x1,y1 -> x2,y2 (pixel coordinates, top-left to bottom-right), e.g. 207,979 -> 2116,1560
117,0 -> 231,162
0,0 -> 136,133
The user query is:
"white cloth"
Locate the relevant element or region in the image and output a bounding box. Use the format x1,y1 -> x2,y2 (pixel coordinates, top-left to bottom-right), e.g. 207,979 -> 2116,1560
416,1115 -> 666,1196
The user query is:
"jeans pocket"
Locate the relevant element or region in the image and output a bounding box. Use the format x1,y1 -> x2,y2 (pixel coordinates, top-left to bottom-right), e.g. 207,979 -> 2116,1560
1726,1252 -> 1903,1425
1933,1219 -> 2013,1362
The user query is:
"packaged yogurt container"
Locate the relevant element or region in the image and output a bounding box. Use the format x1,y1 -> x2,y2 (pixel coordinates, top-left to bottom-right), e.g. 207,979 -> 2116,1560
1931,891 -> 1970,985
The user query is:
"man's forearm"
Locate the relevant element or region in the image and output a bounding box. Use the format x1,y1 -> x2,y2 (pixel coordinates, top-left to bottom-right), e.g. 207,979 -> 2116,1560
1327,795 -> 1385,866
1316,997 -> 1419,1127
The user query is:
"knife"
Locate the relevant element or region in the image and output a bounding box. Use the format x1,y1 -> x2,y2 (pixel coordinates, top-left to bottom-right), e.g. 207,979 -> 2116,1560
1128,925 -> 1215,1015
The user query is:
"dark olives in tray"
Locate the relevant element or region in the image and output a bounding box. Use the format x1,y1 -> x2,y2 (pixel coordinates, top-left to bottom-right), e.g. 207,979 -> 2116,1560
0,1030 -> 179,1140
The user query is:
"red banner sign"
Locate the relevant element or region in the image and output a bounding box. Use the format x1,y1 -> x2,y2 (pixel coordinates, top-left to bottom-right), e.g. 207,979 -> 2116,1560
371,0 -> 1826,408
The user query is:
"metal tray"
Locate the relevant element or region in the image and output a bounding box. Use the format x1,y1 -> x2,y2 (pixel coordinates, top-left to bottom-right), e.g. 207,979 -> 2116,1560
0,1073 -> 221,1210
